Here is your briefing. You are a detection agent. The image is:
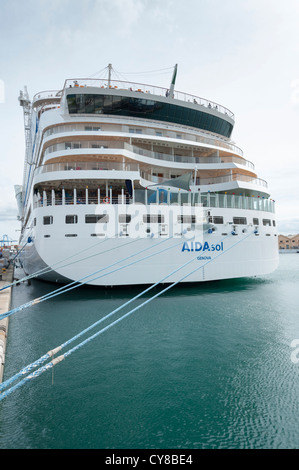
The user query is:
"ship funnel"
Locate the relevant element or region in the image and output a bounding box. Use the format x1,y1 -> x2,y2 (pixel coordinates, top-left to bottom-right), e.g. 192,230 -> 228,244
168,64 -> 178,98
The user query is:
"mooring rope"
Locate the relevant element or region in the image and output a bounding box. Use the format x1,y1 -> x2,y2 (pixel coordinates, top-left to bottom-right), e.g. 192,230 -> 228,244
0,232 -> 143,292
8,240 -> 29,265
0,230 -> 254,401
0,230 -> 218,394
0,231 -> 194,321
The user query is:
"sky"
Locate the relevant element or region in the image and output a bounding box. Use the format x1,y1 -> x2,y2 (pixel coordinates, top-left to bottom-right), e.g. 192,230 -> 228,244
0,0 -> 299,242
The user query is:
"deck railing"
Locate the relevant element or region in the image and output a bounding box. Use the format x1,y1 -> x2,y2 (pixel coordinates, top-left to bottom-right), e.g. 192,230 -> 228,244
60,78 -> 235,119
196,173 -> 268,187
43,120 -> 243,156
43,140 -> 250,167
35,161 -> 139,174
35,160 -> 266,189
34,188 -> 275,213
127,144 -> 253,169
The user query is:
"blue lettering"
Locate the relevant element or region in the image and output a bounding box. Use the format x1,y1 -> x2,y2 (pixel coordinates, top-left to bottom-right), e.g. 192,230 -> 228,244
182,242 -> 190,252
183,241 -> 224,253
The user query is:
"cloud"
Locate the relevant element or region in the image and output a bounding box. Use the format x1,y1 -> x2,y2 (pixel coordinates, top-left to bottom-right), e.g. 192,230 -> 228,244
290,79 -> 299,106
0,80 -> 4,103
277,218 -> 299,236
42,0 -> 148,47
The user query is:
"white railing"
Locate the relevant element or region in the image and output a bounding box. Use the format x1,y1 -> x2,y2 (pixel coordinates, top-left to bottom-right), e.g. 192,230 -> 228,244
196,173 -> 268,187
141,171 -> 267,188
35,161 -> 139,174
63,78 -> 235,120
127,144 -> 253,169
32,90 -> 62,105
34,188 -> 275,213
42,139 -> 252,169
43,120 -> 243,156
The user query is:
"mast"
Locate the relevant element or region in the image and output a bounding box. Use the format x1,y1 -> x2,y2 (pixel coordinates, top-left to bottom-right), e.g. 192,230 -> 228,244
108,63 -> 112,87
168,64 -> 178,98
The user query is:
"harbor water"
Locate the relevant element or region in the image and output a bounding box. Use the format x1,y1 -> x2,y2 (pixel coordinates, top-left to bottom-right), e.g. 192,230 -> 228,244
0,253 -> 299,449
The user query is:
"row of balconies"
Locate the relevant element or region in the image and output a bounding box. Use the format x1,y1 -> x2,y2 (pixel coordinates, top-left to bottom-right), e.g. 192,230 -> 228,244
42,120 -> 243,156
42,140 -> 253,170
34,159 -> 267,190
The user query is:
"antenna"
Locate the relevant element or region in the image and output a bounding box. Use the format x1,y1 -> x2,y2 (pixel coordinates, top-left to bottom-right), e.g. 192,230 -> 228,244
168,64 -> 178,98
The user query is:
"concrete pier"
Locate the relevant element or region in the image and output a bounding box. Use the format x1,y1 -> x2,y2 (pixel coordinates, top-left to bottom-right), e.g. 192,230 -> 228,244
0,265 -> 14,383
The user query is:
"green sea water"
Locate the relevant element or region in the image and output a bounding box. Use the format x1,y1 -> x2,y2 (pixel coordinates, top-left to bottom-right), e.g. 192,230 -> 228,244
0,253 -> 299,449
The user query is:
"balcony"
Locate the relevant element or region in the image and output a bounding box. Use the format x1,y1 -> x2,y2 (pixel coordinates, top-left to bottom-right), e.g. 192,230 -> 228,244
140,171 -> 267,189
126,144 -> 253,169
35,160 -> 139,174
32,90 -> 62,108
42,140 -> 252,170
195,173 -> 267,188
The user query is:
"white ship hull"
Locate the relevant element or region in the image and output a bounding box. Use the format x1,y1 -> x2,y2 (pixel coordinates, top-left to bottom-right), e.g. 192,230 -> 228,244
19,203 -> 279,286
16,67 -> 279,287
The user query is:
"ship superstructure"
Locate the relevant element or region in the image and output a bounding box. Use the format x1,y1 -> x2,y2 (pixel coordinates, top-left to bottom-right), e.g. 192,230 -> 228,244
16,65 -> 278,285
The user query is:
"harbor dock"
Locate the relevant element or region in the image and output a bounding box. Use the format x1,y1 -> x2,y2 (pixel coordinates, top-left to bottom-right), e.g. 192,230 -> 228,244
0,265 -> 14,383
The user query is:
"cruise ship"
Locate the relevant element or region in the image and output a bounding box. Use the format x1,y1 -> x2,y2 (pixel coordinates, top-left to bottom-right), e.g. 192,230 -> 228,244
15,65 -> 279,286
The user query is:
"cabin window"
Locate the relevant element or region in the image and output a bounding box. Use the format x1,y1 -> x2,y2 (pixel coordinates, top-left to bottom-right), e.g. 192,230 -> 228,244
208,216 -> 224,224
263,219 -> 271,226
65,234 -> 78,237
178,215 -> 196,224
85,214 -> 109,223
272,220 -> 276,227
233,217 -> 247,225
253,218 -> 259,225
143,214 -> 164,223
119,214 -> 131,223
43,216 -> 53,225
66,215 -> 78,224
129,128 -> 143,134
85,126 -> 101,131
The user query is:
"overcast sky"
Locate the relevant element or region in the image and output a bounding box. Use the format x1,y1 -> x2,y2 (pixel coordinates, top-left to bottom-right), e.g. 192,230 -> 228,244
0,0 -> 299,241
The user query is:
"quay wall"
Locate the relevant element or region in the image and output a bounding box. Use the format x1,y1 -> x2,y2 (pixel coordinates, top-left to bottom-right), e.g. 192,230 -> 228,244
0,265 -> 13,383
